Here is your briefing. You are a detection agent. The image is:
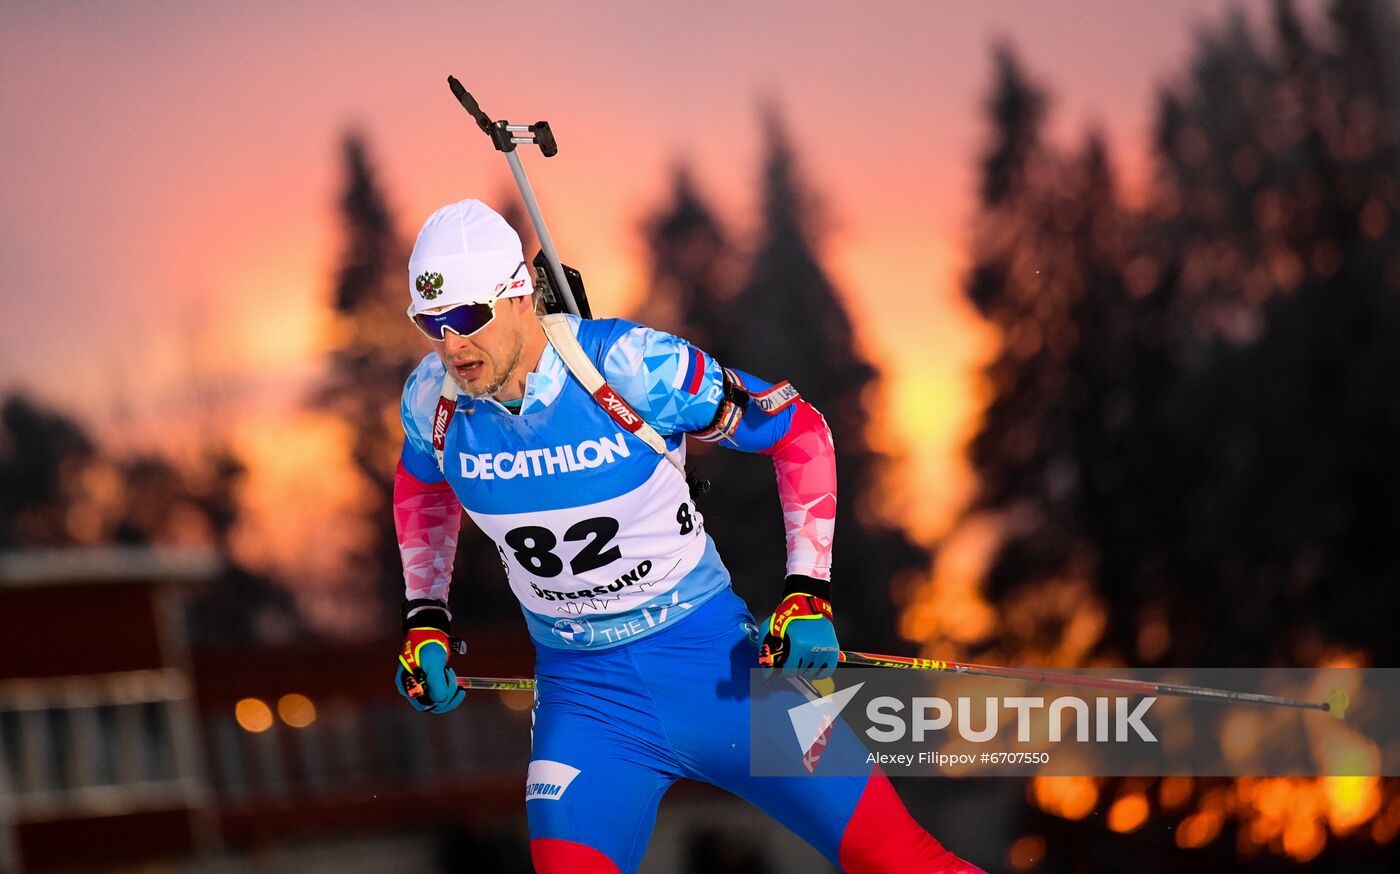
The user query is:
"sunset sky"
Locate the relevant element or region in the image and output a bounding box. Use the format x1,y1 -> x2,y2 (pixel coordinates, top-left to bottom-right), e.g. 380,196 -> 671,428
2,0 -> 1278,556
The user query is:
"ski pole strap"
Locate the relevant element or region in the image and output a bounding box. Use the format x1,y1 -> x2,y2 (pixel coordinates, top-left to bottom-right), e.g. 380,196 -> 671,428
539,314 -> 687,477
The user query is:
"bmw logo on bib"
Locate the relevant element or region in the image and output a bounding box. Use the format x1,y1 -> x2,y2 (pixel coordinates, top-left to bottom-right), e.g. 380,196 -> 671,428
552,618 -> 594,646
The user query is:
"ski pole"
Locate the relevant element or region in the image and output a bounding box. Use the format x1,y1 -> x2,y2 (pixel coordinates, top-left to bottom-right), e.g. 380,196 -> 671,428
454,676 -> 537,692
449,648 -> 1349,719
446,76 -> 582,318
825,650 -> 1349,720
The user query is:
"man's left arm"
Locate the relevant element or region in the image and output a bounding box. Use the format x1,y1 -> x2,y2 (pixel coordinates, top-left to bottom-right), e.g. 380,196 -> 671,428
601,321 -> 839,679
700,370 -> 839,680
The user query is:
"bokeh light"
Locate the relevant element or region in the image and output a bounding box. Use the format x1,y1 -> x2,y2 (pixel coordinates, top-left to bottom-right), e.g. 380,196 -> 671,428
1107,792 -> 1150,833
277,693 -> 317,728
502,690 -> 535,712
234,697 -> 274,733
1029,775 -> 1098,821
1007,834 -> 1045,870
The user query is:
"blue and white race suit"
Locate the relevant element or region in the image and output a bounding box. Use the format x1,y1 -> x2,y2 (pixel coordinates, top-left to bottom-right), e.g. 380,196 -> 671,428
397,315 -> 977,874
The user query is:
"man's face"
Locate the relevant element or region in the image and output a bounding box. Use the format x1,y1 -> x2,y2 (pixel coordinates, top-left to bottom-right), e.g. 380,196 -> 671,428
429,295 -> 529,398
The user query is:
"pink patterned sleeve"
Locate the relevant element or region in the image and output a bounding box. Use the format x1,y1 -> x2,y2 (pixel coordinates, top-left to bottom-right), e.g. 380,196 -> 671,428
393,460 -> 462,603
760,399 -> 837,581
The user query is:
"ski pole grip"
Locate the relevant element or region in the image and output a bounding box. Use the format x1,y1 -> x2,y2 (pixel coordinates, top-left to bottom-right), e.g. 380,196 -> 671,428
447,76 -> 494,135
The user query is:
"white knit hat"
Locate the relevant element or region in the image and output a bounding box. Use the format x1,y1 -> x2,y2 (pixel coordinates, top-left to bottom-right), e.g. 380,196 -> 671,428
407,199 -> 529,315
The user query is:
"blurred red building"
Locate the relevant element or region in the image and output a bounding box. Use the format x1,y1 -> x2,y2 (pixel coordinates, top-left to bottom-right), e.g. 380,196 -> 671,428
0,547 -> 535,873
0,547 -> 216,871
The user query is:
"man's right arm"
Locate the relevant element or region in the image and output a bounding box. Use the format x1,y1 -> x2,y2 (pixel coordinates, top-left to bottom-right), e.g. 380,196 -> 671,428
396,354 -> 462,619
394,452 -> 461,610
394,356 -> 466,713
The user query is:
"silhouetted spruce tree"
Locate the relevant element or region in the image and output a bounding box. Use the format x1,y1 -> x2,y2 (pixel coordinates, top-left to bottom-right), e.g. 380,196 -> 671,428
321,135 -> 517,632
963,48 -> 1174,662
635,165 -> 740,581
320,133 -> 420,627
635,167 -> 758,614
697,109 -> 930,649
635,167 -> 738,350
963,48 -> 1063,596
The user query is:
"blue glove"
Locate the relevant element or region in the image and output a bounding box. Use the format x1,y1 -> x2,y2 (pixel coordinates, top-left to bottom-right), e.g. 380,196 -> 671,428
758,576 -> 839,680
395,600 -> 465,713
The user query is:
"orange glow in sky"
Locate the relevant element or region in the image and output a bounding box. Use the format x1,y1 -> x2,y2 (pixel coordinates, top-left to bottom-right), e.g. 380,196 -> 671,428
1,1 -> 1274,562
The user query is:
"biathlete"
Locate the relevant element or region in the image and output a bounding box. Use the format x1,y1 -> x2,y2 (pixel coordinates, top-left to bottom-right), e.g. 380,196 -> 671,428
392,198 -> 983,873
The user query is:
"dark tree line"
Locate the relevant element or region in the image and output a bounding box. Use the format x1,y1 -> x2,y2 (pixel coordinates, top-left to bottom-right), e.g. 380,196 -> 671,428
964,2 -> 1400,871
966,0 -> 1400,670
318,134 -> 422,626
635,110 -> 930,649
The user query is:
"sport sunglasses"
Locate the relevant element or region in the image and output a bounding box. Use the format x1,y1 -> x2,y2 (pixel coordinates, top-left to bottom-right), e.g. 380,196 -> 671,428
408,261 -> 530,340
